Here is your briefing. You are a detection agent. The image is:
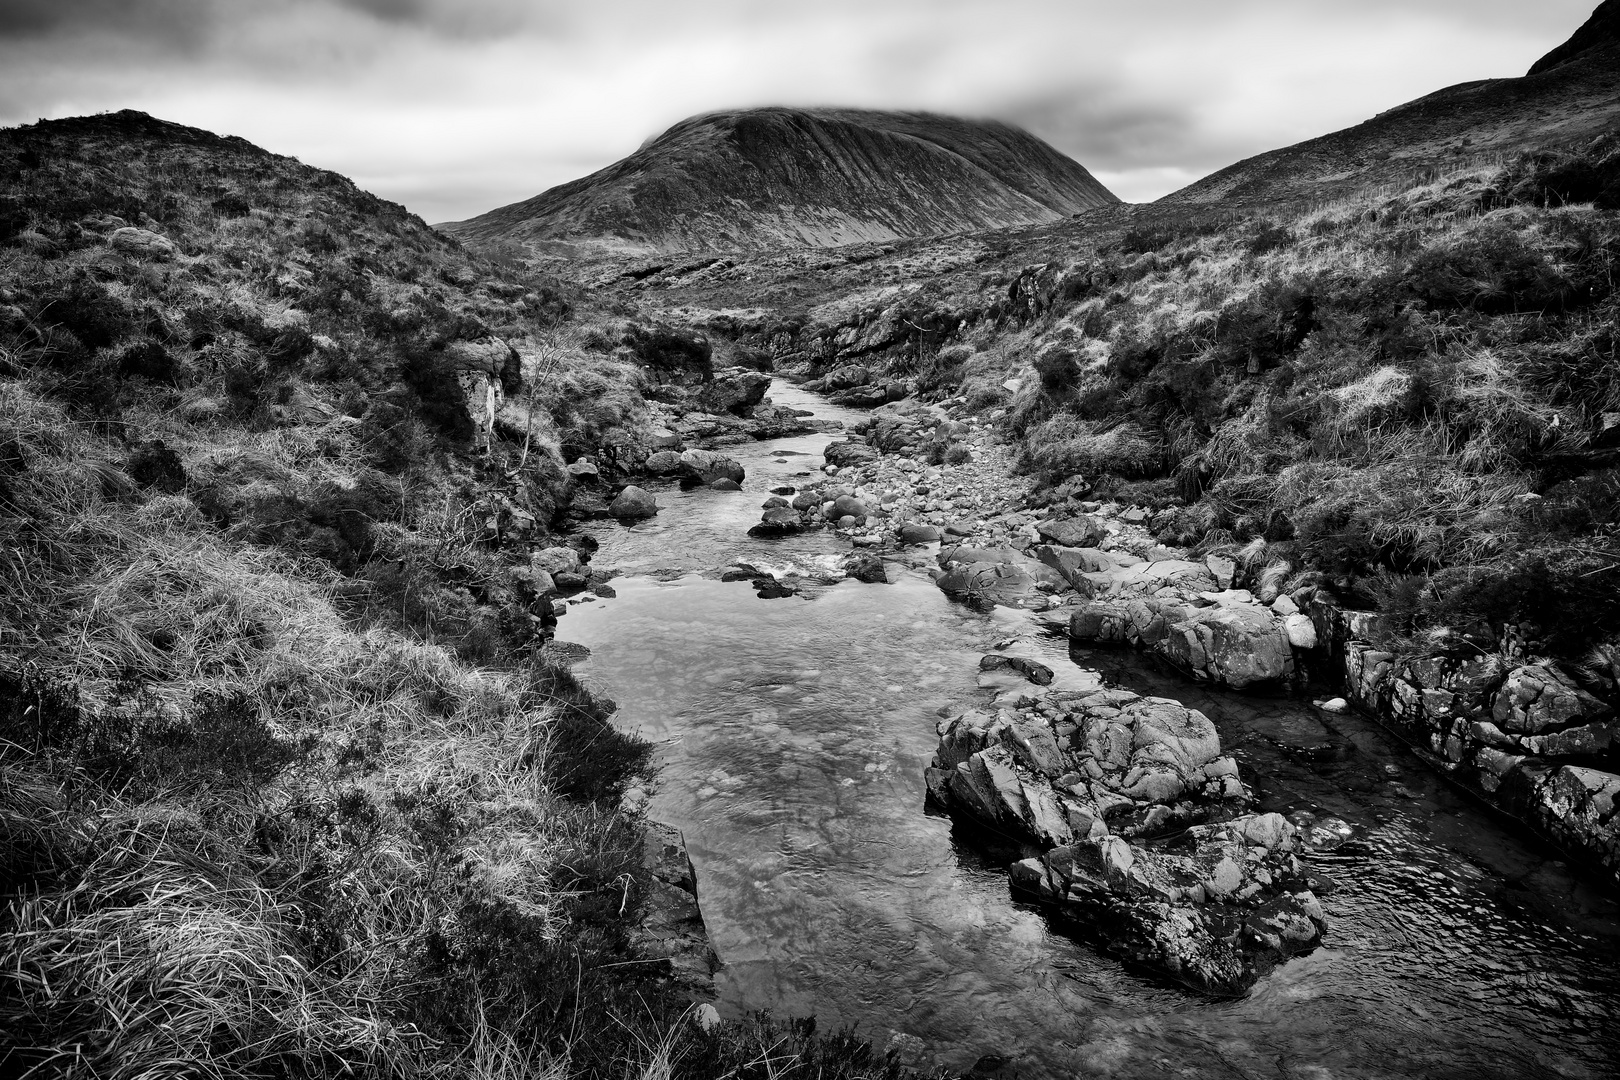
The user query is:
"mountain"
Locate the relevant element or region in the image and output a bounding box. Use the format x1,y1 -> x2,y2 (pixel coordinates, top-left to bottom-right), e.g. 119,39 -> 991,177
1163,5 -> 1620,206
440,107 -> 1119,254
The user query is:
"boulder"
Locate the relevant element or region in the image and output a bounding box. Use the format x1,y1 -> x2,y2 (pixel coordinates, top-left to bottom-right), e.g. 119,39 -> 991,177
698,368 -> 772,416
1035,516 -> 1104,548
748,506 -> 804,537
709,478 -> 742,491
648,427 -> 683,450
532,546 -> 583,577
929,686 -> 1328,995
645,450 -> 684,476
1283,613 -> 1318,650
1157,604 -> 1295,689
1205,553 -> 1237,590
109,226 -> 177,260
678,448 -> 745,485
568,460 -> 600,480
843,552 -> 888,583
610,485 -> 658,520
830,495 -> 869,520
898,522 -> 942,545
1492,665 -> 1612,734
823,440 -> 879,468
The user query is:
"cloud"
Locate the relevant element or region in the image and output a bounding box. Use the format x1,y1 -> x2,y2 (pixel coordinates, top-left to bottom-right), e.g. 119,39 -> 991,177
0,0 -> 215,43
0,0 -> 1603,220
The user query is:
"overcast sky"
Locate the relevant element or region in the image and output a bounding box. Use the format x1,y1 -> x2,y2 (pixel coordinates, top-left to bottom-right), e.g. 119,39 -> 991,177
0,0 -> 1596,223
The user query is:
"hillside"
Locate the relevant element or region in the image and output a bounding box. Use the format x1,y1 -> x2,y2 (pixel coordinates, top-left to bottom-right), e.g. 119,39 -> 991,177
1162,5 -> 1620,207
0,110 -> 887,1079
440,107 -> 1119,254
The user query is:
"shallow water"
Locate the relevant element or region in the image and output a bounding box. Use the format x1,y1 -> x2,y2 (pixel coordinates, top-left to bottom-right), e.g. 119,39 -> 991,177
562,381 -> 1620,1079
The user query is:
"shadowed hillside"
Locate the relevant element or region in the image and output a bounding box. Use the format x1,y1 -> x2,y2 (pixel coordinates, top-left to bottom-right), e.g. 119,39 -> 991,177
0,109 -> 940,1080
441,107 -> 1118,254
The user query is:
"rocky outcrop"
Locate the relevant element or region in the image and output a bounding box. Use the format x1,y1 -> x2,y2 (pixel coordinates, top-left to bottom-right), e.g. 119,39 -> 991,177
1056,552 -> 1297,690
925,689 -> 1328,995
696,367 -> 771,417
629,820 -> 717,994
1317,604 -> 1620,885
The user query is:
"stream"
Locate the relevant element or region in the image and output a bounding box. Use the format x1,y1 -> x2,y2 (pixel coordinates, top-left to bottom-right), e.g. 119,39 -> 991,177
562,381 -> 1620,1079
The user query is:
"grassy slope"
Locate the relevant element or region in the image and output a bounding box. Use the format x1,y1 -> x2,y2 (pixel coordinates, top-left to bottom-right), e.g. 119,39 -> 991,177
978,140 -> 1620,674
0,112 -> 927,1080
620,137 -> 1620,686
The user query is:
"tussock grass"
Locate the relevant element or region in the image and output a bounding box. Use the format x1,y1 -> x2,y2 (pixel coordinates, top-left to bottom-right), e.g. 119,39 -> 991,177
959,135 -> 1620,662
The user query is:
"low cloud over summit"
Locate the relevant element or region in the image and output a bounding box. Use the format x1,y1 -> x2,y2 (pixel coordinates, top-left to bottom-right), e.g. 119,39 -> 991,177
0,0 -> 1598,221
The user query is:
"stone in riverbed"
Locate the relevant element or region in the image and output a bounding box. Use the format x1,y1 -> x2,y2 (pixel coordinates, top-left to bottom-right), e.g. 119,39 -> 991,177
677,448 -> 745,485
645,450 -> 684,476
710,478 -> 742,491
1157,604 -> 1295,689
609,485 -> 659,520
979,654 -> 1054,686
898,522 -> 942,544
930,688 -> 1326,995
843,552 -> 888,583
748,506 -> 804,537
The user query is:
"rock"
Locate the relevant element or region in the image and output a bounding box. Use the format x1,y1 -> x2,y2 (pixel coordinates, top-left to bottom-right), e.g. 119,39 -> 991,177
843,552 -> 888,583
1319,697 -> 1349,713
678,449 -> 745,485
698,368 -> 771,416
749,506 -> 804,537
1205,553 -> 1237,590
539,640 -> 591,667
1284,613 -> 1318,650
709,478 -> 742,491
568,459 -> 600,479
648,427 -> 683,450
1492,664 -> 1612,734
109,226 -> 177,260
1158,604 -> 1295,689
694,1004 -> 722,1033
790,492 -> 820,511
823,439 -> 879,468
610,485 -> 659,519
645,450 -> 684,476
1035,515 -> 1104,548
830,494 -> 869,520
978,654 -> 1054,686
532,546 -> 583,577
898,522 -> 942,544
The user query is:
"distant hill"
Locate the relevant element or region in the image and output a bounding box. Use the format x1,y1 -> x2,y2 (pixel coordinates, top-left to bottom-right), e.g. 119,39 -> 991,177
1163,3 -> 1620,206
439,107 -> 1119,254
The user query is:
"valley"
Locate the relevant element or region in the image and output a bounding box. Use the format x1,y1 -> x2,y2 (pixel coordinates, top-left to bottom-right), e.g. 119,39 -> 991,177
3,3 -> 1620,1079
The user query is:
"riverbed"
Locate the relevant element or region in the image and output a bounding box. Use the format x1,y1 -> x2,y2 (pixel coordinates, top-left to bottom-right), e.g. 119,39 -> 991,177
562,381 -> 1620,1079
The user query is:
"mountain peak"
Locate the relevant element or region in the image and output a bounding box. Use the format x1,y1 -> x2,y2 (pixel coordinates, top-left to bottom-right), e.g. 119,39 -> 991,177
1529,0 -> 1620,75
441,106 -> 1118,254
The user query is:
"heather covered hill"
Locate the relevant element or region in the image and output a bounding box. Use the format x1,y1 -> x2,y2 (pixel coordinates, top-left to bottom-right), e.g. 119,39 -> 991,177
0,110 -> 912,1079
1161,5 -> 1620,208
441,107 -> 1118,254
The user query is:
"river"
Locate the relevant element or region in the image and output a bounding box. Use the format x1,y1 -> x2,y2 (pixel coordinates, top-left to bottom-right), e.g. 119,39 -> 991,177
561,381 -> 1620,1079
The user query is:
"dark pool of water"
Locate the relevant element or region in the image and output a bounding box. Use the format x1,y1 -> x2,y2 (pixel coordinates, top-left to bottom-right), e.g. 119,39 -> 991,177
561,381 -> 1620,1079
